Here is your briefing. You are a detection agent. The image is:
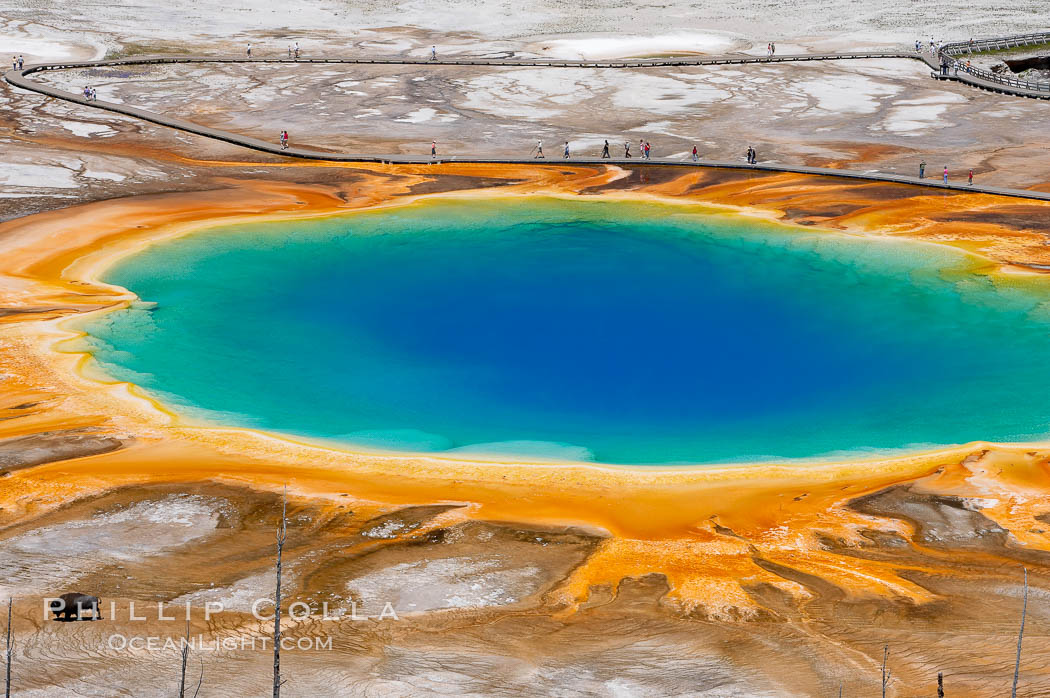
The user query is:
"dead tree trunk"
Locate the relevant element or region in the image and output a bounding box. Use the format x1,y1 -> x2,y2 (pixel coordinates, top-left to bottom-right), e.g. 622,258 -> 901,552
881,644 -> 891,698
937,671 -> 943,697
5,598 -> 11,698
1012,567 -> 1028,698
273,488 -> 288,698
178,617 -> 190,698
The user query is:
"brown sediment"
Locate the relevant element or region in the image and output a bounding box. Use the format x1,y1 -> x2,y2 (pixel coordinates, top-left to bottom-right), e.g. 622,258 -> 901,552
0,429 -> 126,472
805,142 -> 918,167
4,162 -> 1050,694
928,203 -> 1050,229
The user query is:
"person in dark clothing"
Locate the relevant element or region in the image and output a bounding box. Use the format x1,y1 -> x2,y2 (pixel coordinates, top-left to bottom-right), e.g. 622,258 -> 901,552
601,140 -> 610,158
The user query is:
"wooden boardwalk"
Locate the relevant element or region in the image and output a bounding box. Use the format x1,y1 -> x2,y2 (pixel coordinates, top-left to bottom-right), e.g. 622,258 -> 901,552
937,32 -> 1050,97
9,49 -> 918,71
5,45 -> 1050,203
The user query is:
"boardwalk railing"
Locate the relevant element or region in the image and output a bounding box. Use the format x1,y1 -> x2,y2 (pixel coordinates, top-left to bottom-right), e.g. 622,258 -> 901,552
11,50 -> 914,72
942,32 -> 1050,55
937,31 -> 1050,94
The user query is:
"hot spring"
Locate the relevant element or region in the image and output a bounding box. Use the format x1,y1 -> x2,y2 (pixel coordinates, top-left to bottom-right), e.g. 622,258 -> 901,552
73,197 -> 1050,464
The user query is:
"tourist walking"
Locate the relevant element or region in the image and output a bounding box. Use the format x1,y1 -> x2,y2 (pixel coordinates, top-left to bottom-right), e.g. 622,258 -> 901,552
431,45 -> 437,61
919,160 -> 926,178
16,55 -> 23,69
766,43 -> 772,57
11,56 -> 16,70
943,166 -> 948,184
288,44 -> 293,58
247,43 -> 252,58
692,145 -> 698,162
431,140 -> 437,157
564,141 -> 570,158
624,141 -> 631,157
601,140 -> 610,158
294,42 -> 300,59
644,141 -> 651,160
771,42 -> 776,56
534,140 -> 544,158
968,169 -> 974,185
280,130 -> 288,149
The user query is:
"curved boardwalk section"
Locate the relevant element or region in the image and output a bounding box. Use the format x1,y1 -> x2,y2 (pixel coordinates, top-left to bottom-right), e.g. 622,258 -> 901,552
935,32 -> 1050,97
4,44 -> 1050,202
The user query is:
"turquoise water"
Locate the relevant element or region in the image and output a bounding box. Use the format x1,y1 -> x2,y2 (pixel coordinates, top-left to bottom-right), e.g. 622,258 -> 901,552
74,197 -> 1050,464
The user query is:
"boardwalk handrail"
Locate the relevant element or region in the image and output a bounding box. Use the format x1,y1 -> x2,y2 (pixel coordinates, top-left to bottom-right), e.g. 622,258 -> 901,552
8,49 -> 915,72
942,32 -> 1050,55
4,43 -> 1050,203
10,44 -> 1050,101
937,31 -> 1050,93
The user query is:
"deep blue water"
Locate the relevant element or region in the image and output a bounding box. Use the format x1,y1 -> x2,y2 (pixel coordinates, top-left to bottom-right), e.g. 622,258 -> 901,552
73,197 -> 1050,464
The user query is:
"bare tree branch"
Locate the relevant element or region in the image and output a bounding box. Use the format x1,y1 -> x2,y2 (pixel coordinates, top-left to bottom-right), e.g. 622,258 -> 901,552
179,616 -> 189,698
192,657 -> 204,698
881,644 -> 890,698
5,598 -> 11,698
273,486 -> 288,698
1012,567 -> 1028,698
